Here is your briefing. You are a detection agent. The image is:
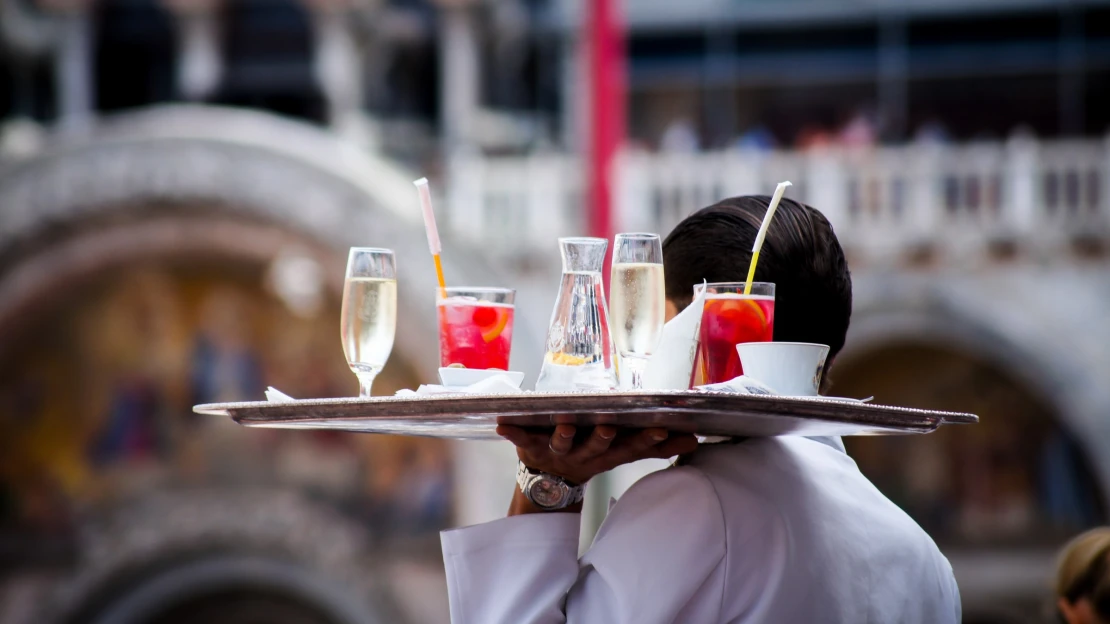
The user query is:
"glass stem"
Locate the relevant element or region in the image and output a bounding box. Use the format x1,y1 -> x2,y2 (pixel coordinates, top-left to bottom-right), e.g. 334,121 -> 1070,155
623,356 -> 648,390
357,371 -> 378,397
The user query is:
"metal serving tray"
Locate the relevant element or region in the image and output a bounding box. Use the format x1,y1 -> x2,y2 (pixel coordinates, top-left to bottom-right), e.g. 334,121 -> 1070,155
195,391 -> 978,441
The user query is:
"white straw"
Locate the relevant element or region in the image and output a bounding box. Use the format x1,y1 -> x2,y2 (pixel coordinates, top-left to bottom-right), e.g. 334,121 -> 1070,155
413,177 -> 442,255
751,181 -> 793,253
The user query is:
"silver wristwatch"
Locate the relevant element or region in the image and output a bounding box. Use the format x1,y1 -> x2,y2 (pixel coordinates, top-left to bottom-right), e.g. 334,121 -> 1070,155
517,461 -> 586,510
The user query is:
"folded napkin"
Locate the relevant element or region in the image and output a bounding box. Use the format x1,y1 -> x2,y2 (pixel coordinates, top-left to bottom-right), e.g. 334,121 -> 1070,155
266,386 -> 296,402
642,282 -> 707,391
694,375 -> 778,395
394,374 -> 524,397
695,377 -> 872,403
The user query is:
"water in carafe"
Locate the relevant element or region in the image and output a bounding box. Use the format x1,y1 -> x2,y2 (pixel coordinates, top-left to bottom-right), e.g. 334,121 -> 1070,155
535,238 -> 617,392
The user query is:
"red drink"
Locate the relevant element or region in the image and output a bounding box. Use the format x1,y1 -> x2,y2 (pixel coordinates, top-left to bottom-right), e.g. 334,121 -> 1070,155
438,298 -> 515,369
697,293 -> 775,384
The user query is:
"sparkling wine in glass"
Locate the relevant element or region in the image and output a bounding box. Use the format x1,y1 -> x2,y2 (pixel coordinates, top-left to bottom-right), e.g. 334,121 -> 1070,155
341,248 -> 397,397
610,233 -> 665,389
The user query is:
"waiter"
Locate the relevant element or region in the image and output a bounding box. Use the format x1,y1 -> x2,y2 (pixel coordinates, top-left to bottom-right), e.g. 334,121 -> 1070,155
440,197 -> 961,623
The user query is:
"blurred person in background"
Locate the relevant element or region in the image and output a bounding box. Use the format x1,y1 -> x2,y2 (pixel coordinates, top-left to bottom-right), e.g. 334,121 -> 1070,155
732,124 -> 776,152
838,107 -> 877,148
659,117 -> 700,153
1056,527 -> 1110,624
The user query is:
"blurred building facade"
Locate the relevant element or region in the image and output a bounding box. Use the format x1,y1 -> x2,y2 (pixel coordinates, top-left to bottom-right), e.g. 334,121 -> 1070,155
0,1 -> 1108,624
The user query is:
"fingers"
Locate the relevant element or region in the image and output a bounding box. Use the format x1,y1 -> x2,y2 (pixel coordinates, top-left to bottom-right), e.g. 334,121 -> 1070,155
651,433 -> 699,458
575,425 -> 616,459
496,425 -> 545,450
604,429 -> 699,466
495,424 -> 524,443
496,426 -> 563,459
495,424 -> 579,453
631,427 -> 669,453
548,424 -> 577,455
496,424 -> 699,474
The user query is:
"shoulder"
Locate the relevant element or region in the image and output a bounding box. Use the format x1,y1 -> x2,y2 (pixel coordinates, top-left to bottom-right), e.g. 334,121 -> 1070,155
614,463 -> 724,521
580,465 -> 729,612
589,464 -> 726,555
688,436 -> 855,479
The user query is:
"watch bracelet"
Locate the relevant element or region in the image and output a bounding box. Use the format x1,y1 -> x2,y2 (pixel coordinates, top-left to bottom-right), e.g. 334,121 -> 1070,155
516,461 -> 585,509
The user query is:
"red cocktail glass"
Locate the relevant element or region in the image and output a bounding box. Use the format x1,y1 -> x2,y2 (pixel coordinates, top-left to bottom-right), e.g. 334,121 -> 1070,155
694,282 -> 775,385
437,287 -> 515,370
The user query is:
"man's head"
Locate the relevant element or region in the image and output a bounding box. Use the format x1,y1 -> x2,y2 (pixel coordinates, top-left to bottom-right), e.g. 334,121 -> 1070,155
662,195 -> 853,362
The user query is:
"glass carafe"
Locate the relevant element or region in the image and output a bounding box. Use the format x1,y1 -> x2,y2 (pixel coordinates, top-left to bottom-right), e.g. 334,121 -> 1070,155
535,237 -> 617,392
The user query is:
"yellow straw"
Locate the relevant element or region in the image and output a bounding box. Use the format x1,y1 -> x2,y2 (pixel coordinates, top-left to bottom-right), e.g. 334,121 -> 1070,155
433,254 -> 446,291
744,181 -> 793,295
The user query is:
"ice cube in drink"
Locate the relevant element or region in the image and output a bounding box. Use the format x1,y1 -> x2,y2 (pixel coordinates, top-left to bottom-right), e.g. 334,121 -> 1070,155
438,297 -> 515,370
697,293 -> 775,385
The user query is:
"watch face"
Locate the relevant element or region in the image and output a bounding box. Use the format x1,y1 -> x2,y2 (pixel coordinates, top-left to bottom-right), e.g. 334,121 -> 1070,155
531,477 -> 568,508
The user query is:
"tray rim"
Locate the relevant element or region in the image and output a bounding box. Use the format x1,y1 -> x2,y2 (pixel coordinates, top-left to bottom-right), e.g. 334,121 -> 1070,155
194,390 -> 979,427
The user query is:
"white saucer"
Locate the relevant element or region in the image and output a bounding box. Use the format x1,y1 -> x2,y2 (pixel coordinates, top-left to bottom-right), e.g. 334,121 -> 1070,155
438,367 -> 525,388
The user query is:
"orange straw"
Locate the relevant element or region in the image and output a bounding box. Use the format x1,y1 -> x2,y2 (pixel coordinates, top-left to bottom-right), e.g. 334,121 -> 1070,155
413,177 -> 447,293
743,181 -> 792,295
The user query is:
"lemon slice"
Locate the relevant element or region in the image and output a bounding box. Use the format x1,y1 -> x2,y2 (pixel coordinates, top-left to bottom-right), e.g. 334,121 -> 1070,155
548,352 -> 589,366
742,299 -> 768,327
712,298 -> 768,327
481,310 -> 510,343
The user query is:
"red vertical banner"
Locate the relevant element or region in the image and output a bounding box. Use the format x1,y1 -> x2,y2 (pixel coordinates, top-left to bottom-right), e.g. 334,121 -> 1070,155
586,0 -> 626,290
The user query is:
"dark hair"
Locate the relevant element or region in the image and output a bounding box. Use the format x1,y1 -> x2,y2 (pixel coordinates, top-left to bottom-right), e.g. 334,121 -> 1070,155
662,195 -> 853,361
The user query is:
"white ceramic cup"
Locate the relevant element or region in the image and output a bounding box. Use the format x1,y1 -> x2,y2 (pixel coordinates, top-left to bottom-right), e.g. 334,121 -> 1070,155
735,342 -> 831,396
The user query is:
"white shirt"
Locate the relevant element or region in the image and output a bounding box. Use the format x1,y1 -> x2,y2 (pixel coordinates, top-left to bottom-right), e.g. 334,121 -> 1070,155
440,436 -> 960,624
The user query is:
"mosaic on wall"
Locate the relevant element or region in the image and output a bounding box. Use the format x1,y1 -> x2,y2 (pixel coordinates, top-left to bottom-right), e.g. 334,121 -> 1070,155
0,264 -> 451,542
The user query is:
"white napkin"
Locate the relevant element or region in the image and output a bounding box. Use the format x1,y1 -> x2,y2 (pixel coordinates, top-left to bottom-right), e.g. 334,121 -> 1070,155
265,386 -> 295,402
394,374 -> 524,397
642,282 -> 707,390
695,375 -> 778,395
695,377 -> 872,402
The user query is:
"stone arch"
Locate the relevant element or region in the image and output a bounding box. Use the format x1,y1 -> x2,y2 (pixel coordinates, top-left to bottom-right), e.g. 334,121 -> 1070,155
0,104 -> 543,377
839,270 -> 1110,515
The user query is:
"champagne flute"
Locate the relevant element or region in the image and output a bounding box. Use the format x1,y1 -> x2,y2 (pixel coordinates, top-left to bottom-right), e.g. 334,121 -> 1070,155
610,233 -> 665,389
341,248 -> 397,397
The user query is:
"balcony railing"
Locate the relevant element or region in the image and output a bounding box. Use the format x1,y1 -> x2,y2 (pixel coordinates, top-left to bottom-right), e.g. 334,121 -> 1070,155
443,137 -> 1110,266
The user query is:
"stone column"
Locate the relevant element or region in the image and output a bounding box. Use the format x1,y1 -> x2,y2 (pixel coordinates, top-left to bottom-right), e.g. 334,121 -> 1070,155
560,34 -> 584,152
877,16 -> 907,142
437,1 -> 480,150
41,0 -> 94,133
165,0 -> 223,101
307,0 -> 366,137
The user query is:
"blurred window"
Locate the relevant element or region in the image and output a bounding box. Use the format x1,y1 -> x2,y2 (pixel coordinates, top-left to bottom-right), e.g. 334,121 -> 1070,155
215,0 -> 325,123
93,0 -> 177,111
